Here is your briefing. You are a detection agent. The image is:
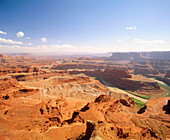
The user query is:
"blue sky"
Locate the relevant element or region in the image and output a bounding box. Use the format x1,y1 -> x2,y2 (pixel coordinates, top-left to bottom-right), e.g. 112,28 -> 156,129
0,0 -> 170,53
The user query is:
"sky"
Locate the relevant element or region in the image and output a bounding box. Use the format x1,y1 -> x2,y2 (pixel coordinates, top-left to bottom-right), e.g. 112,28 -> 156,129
0,0 -> 170,54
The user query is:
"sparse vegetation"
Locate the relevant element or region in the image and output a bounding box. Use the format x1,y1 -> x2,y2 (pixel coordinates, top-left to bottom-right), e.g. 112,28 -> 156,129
90,77 -> 96,79
125,90 -> 151,100
131,97 -> 146,108
94,77 -> 150,101
90,77 -> 105,85
158,83 -> 170,97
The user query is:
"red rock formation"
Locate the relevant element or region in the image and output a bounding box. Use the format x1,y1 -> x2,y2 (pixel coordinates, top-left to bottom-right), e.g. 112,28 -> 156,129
0,54 -> 5,58
21,73 -> 109,100
0,67 -> 41,75
12,71 -> 63,81
134,68 -> 160,75
0,90 -> 169,140
0,55 -> 169,139
69,69 -> 163,95
51,63 -> 129,71
64,95 -> 169,139
0,78 -> 40,99
165,71 -> 170,78
103,68 -> 132,78
7,54 -> 13,58
155,76 -> 170,85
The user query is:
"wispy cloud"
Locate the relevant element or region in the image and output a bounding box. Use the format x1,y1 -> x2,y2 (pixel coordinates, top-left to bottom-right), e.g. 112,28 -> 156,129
0,44 -> 75,53
0,30 -> 7,35
41,37 -> 47,42
1,41 -> 169,53
126,26 -> 136,30
57,40 -> 61,43
0,44 -> 111,53
28,43 -> 32,45
117,40 -> 123,42
16,31 -> 24,37
134,38 -> 166,45
0,37 -> 23,44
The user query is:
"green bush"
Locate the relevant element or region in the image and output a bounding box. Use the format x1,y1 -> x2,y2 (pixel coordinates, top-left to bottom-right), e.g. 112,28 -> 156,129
131,97 -> 146,108
158,83 -> 170,97
125,90 -> 150,100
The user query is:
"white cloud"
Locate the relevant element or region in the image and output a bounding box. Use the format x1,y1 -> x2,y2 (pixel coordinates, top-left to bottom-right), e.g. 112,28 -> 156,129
117,40 -> 123,42
0,37 -> 23,44
126,26 -> 136,30
26,37 -> 30,39
134,38 -> 166,45
16,31 -> 24,37
28,43 -> 32,45
0,30 -> 7,35
0,42 -> 170,53
0,44 -> 99,53
41,37 -> 47,42
57,40 -> 61,43
51,44 -> 75,50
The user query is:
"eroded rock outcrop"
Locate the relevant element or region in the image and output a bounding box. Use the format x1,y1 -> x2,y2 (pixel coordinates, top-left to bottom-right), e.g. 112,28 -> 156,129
165,71 -> 170,77
21,73 -> 109,100
134,68 -> 160,75
67,95 -> 170,140
51,63 -> 129,71
69,69 -> 164,95
0,78 -> 40,100
0,91 -> 169,140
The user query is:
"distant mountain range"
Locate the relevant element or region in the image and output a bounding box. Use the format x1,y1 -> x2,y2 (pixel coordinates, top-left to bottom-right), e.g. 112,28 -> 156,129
109,51 -> 170,62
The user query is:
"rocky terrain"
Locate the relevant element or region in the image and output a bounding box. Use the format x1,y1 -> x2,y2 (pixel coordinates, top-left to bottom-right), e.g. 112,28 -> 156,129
109,51 -> 170,62
0,89 -> 169,139
51,63 -> 129,71
130,59 -> 170,86
20,73 -> 109,100
0,54 -> 169,139
0,78 -> 40,100
69,69 -> 164,95
0,54 -> 56,76
165,71 -> 170,78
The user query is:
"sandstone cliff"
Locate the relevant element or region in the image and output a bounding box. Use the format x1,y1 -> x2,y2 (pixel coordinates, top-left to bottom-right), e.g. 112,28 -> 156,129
0,94 -> 169,139
69,69 -> 164,95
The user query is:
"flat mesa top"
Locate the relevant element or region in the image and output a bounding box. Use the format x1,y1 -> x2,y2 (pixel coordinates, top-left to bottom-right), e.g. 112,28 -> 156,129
128,74 -> 155,83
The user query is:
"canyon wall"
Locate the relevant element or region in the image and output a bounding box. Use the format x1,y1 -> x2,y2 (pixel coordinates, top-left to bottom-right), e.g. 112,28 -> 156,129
133,68 -> 160,76
69,68 -> 163,95
109,51 -> 170,62
51,63 -> 129,71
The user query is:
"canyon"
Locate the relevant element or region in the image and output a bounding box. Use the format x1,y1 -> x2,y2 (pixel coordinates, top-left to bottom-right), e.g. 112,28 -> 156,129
0,53 -> 169,139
